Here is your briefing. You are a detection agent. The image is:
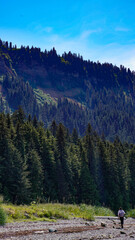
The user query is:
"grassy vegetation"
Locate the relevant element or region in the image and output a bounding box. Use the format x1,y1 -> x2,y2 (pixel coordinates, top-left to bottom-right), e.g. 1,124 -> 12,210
2,203 -> 115,223
34,88 -> 57,105
0,206 -> 7,225
127,209 -> 135,218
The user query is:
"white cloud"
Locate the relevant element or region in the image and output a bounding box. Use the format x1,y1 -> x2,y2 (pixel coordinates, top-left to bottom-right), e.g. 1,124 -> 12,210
28,23 -> 53,34
80,29 -> 102,39
43,27 -> 53,33
115,27 -> 130,32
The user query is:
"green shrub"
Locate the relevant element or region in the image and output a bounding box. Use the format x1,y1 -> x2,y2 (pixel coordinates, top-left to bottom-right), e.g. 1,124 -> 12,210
0,206 -> 7,225
93,206 -> 114,216
127,209 -> 135,218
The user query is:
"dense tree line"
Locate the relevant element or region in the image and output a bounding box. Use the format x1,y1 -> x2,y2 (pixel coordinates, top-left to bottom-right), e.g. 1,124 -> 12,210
0,108 -> 135,212
0,39 -> 134,90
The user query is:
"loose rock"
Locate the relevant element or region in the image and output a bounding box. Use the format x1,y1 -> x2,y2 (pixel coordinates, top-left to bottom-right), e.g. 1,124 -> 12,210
101,222 -> 106,227
0,216 -> 134,239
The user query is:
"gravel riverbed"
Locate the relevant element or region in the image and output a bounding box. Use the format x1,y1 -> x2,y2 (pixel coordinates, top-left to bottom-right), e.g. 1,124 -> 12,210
0,217 -> 135,239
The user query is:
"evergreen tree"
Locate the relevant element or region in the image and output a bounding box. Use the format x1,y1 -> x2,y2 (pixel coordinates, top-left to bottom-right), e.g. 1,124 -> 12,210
12,107 -> 25,124
50,120 -> 57,137
129,147 -> 135,208
72,128 -> 78,144
79,150 -> 99,204
55,123 -> 72,202
41,137 -> 57,201
84,123 -> 94,174
0,142 -> 30,204
27,150 -> 43,201
67,145 -> 80,203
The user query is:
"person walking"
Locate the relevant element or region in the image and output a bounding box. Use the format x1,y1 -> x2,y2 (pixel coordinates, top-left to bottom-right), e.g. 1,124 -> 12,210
118,207 -> 125,228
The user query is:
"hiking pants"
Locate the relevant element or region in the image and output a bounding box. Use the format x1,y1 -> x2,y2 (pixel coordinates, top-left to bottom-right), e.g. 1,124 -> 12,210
120,217 -> 124,228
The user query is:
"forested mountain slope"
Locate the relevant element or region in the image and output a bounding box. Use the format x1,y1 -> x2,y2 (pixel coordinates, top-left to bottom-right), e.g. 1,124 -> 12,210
0,39 -> 135,142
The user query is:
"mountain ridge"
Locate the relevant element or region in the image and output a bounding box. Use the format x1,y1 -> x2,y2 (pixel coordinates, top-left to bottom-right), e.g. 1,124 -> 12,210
0,39 -> 135,142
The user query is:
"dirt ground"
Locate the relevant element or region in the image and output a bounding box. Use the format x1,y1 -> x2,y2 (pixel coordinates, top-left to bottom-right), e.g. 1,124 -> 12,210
0,216 -> 135,239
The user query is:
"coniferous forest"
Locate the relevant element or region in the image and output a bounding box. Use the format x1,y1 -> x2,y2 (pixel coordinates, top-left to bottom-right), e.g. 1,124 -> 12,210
0,107 -> 135,213
1,40 -> 135,213
1,39 -> 135,143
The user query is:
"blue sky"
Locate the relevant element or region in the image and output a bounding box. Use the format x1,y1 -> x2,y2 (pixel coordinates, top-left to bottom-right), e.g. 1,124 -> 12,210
1,0 -> 135,70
